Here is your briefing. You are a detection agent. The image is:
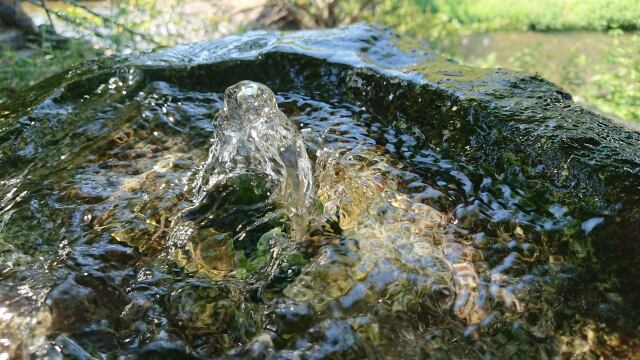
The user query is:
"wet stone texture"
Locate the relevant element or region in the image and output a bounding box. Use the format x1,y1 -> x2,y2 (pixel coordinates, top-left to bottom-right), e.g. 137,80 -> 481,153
0,24 -> 639,358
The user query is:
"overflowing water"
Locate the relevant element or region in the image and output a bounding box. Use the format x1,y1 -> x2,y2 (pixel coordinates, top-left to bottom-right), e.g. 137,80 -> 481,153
0,26 -> 639,358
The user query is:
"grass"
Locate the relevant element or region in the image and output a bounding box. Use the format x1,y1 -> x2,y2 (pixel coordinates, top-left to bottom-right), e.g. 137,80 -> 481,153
0,0 -> 217,103
357,0 -> 640,124
582,34 -> 640,121
430,0 -> 640,31
470,34 -> 640,126
0,39 -> 99,102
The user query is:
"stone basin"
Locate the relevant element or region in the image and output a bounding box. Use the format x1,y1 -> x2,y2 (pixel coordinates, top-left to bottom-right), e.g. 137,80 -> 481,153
0,24 -> 639,358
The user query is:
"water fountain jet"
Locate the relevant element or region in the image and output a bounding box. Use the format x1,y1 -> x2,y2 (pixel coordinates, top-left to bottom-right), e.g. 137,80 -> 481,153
192,80 -> 314,238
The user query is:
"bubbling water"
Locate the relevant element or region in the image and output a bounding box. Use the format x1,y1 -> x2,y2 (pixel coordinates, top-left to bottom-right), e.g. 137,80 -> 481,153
0,75 -> 635,358
192,81 -> 314,236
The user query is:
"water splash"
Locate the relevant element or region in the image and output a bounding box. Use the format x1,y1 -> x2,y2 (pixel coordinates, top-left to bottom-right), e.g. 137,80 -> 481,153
0,31 -> 637,356
192,81 -> 314,236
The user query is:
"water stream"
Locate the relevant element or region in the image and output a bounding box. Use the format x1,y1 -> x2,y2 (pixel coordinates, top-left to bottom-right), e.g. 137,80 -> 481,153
0,26 -> 638,358
191,81 -> 314,236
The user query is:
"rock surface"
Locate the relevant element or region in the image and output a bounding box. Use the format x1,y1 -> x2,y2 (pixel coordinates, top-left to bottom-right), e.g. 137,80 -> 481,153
1,24 -> 640,358
2,24 -> 639,283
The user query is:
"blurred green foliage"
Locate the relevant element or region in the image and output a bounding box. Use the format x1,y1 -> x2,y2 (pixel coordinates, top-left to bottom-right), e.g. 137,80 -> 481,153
1,0 -> 640,124
584,35 -> 640,121
0,0 -> 187,101
453,31 -> 640,123
431,0 -> 640,31
354,0 -> 640,123
51,0 -> 194,50
0,39 -> 98,100
356,0 -> 640,34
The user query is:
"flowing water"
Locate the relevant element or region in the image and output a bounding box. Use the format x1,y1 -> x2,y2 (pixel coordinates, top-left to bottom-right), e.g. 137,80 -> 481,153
191,81 -> 314,237
0,28 -> 639,358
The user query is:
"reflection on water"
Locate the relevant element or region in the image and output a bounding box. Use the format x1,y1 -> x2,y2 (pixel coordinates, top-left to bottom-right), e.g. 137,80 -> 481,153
0,73 -> 637,358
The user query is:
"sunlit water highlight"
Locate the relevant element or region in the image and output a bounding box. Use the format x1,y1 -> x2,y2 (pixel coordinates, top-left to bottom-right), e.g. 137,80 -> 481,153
192,81 -> 314,237
0,75 -> 636,358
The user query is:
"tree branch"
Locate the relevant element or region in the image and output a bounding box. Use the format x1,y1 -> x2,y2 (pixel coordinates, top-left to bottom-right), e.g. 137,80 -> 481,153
39,0 -> 55,32
23,0 -> 162,46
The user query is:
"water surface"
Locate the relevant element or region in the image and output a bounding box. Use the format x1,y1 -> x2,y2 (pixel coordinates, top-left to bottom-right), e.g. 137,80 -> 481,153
0,26 -> 638,359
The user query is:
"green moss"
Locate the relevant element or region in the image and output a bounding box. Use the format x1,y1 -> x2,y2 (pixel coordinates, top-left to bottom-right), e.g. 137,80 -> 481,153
404,59 -> 493,84
352,0 -> 640,123
232,174 -> 271,205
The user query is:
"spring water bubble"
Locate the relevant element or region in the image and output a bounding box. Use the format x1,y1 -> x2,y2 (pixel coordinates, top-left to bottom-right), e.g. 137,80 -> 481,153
192,81 -> 314,237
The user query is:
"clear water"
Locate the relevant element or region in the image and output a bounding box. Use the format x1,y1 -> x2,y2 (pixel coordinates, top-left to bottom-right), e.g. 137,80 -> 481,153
0,76 -> 635,358
1,21 -> 639,356
191,81 -> 314,238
